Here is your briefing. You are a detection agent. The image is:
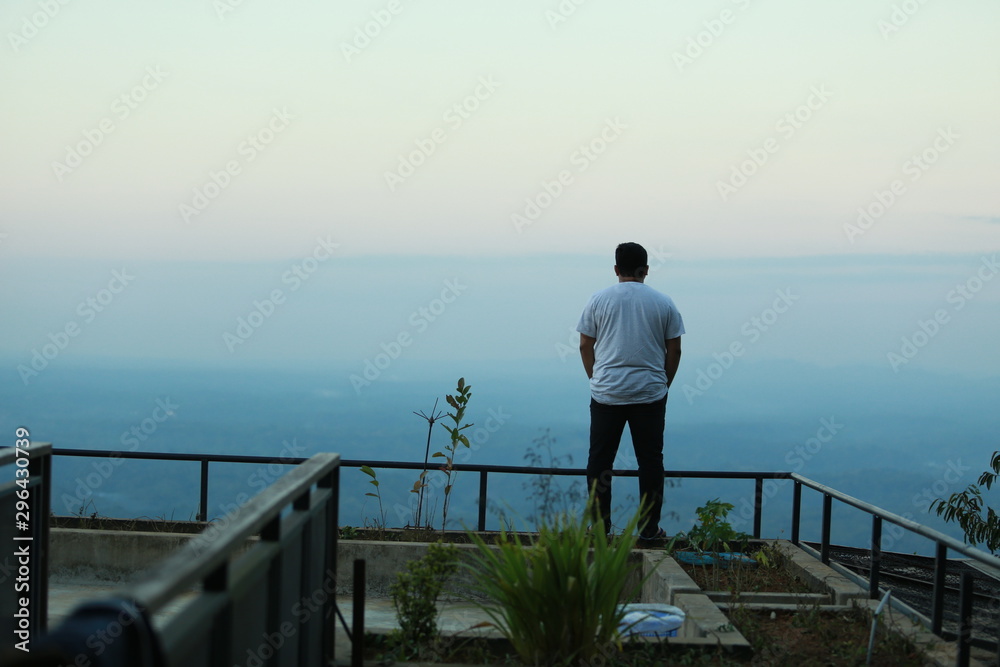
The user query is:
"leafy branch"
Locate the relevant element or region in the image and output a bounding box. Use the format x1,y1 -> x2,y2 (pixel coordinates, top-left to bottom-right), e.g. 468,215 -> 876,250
435,377 -> 473,532
931,451 -> 1000,553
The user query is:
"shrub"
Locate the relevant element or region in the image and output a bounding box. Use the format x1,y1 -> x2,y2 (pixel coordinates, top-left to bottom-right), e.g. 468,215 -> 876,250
463,501 -> 645,666
389,541 -> 460,648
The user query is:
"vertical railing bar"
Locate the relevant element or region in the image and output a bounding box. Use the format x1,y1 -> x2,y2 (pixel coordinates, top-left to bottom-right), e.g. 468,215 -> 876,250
352,559 -> 366,667
299,493 -> 312,665
26,448 -> 52,633
326,465 -> 340,665
932,542 -> 947,635
200,459 -> 210,522
821,493 -> 832,565
267,551 -> 282,665
478,470 -> 488,532
206,560 -> 232,667
791,481 -> 801,545
40,449 -> 51,633
870,515 -> 882,600
753,477 -> 763,539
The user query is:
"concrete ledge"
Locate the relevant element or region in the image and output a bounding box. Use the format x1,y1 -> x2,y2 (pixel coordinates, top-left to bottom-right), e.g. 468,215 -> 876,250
337,540 -> 484,598
673,592 -> 750,650
51,528 -> 196,582
706,591 -> 829,606
337,539 -> 645,600
716,602 -> 852,613
50,527 -> 256,583
641,552 -> 699,605
776,541 -> 867,605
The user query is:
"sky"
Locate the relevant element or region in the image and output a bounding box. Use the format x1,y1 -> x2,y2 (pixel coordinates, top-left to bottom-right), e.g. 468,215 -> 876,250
1,0 -> 998,378
2,1 -> 1000,551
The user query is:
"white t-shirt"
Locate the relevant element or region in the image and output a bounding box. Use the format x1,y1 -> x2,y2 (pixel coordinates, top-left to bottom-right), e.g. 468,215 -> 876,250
576,282 -> 685,405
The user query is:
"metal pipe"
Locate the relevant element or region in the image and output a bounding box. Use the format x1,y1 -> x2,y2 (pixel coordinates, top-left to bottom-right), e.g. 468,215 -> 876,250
870,516 -> 882,600
200,459 -> 210,522
753,477 -> 763,539
791,481 -> 801,545
932,542 -> 947,635
821,494 -> 832,564
478,470 -> 488,532
352,559 -> 366,667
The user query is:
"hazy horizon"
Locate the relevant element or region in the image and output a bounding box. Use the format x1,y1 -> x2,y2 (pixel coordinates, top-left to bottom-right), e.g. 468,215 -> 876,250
2,1 -> 998,554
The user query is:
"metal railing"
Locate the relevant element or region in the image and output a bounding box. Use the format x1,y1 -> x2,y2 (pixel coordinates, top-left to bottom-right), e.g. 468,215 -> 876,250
1,440 -> 51,639
45,452 -> 341,666
49,448 -> 1000,665
791,474 -> 1000,664
53,447 -> 788,535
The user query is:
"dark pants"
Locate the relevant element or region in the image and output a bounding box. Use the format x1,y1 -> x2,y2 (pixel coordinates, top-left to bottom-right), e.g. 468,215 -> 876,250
586,395 -> 667,536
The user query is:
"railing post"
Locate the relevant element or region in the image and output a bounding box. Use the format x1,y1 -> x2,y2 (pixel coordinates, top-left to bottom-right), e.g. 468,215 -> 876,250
958,572 -> 974,667
870,516 -> 882,599
932,542 -> 947,635
791,481 -> 801,545
821,493 -> 832,564
753,477 -> 763,539
324,465 -> 339,666
200,459 -> 210,522
478,470 -> 488,532
352,559 -> 366,667
27,446 -> 52,634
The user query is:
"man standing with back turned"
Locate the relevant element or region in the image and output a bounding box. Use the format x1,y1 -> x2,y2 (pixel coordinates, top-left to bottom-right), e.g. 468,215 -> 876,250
577,242 -> 684,541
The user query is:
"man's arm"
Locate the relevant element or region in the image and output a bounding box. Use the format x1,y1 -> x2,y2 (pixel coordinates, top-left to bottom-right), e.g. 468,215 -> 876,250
665,336 -> 682,388
579,333 -> 596,379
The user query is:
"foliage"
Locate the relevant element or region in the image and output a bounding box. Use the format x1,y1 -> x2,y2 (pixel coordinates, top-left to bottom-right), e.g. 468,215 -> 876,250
435,377 -> 473,531
930,450 -> 1000,553
669,498 -> 750,554
668,498 -> 751,591
411,398 -> 445,529
389,541 -> 460,649
360,465 -> 387,532
522,428 -> 587,529
463,498 -> 646,666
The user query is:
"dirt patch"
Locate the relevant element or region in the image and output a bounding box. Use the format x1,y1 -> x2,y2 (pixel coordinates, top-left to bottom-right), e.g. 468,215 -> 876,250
731,606 -> 924,666
678,559 -> 815,594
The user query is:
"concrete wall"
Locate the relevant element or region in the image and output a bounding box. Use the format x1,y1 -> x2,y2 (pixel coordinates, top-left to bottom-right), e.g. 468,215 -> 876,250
50,528 -> 257,583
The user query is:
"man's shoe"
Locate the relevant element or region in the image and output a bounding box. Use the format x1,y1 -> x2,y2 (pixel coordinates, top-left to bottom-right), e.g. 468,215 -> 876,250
638,527 -> 667,543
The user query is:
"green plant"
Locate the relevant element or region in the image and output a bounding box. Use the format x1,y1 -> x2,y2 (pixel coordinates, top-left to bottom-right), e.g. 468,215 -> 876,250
411,398 -> 445,529
435,377 -> 473,531
360,465 -> 387,531
684,499 -> 749,553
668,498 -> 750,591
463,499 -> 646,666
389,541 -> 460,649
930,450 -> 1000,553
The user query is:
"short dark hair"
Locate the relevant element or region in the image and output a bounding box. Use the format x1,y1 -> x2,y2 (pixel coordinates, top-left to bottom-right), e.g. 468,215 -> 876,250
615,242 -> 647,277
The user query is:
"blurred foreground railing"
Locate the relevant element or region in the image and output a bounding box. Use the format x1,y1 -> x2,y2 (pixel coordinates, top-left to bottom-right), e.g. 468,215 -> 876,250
0,440 -> 51,640
41,452 -> 341,666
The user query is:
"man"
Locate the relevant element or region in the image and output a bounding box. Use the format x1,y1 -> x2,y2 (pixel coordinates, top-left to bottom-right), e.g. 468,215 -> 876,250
577,242 -> 684,540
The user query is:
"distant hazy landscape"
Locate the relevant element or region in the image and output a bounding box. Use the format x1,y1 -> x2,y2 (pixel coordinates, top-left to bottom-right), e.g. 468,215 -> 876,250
3,357 -> 996,556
